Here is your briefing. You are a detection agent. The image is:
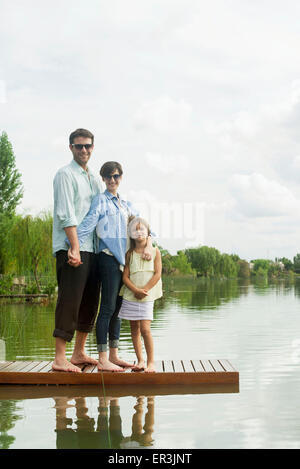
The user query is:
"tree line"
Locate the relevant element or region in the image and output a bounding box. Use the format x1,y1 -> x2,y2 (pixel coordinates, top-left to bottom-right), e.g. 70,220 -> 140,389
0,131 -> 298,294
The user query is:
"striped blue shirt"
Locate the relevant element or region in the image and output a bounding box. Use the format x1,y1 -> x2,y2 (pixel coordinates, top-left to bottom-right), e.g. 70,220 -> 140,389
74,189 -> 139,266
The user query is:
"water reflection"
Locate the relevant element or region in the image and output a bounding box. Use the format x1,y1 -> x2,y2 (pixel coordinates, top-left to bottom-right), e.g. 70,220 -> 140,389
54,395 -> 154,449
0,384 -> 238,449
0,400 -> 22,449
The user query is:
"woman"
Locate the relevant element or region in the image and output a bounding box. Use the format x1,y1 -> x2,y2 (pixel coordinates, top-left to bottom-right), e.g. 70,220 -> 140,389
70,161 -> 153,371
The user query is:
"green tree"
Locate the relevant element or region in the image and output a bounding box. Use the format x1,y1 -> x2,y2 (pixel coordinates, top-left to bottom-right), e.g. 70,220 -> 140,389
171,250 -> 195,276
11,212 -> 55,290
237,259 -> 250,278
277,257 -> 293,271
0,132 -> 23,273
185,246 -> 221,277
0,132 -> 23,216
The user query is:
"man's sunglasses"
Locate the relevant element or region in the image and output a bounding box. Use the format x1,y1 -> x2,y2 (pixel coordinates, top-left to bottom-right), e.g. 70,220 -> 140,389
104,174 -> 121,181
71,143 -> 93,150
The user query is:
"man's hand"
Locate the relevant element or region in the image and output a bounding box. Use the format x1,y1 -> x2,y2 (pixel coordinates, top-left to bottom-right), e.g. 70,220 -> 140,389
134,288 -> 149,300
67,248 -> 82,267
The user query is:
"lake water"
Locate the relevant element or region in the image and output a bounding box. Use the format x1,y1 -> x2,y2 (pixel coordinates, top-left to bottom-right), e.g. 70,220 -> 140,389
0,277 -> 300,449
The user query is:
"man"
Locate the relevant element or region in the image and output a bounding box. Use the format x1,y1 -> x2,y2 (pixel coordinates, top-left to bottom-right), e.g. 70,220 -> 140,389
52,128 -> 104,372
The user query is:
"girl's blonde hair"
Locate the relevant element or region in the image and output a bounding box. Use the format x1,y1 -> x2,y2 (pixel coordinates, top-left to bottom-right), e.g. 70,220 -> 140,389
126,216 -> 151,265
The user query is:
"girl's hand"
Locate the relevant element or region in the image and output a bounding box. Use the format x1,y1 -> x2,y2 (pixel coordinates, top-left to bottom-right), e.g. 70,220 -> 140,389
134,288 -> 149,300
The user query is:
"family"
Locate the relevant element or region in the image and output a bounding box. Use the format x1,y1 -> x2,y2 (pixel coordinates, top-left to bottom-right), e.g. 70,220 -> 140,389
52,128 -> 162,373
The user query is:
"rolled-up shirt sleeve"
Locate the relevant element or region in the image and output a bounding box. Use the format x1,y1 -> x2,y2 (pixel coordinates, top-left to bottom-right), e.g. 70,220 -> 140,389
54,171 -> 78,228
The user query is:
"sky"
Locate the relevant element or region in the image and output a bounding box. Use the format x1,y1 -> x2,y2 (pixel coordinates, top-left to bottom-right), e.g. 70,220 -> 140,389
1,0 -> 300,260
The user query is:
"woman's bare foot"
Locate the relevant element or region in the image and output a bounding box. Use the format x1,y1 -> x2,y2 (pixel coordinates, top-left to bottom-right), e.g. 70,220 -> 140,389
70,352 -> 98,366
145,362 -> 156,373
110,357 -> 134,368
132,360 -> 145,372
97,359 -> 124,372
52,359 -> 82,373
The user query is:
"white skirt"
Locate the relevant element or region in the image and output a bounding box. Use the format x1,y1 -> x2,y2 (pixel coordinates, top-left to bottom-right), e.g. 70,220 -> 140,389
118,298 -> 154,321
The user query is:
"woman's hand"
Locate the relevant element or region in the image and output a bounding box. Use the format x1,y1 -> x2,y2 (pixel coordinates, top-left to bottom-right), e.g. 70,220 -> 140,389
67,247 -> 82,267
142,238 -> 152,261
134,288 -> 149,300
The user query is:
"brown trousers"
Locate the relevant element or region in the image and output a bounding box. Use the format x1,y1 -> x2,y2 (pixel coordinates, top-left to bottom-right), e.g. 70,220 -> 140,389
53,250 -> 101,342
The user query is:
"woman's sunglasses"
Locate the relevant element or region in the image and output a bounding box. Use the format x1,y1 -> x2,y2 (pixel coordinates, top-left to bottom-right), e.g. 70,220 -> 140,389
104,174 -> 121,181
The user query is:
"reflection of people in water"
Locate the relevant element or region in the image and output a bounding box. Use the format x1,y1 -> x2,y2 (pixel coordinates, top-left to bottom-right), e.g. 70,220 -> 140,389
53,395 -> 154,449
121,396 -> 154,448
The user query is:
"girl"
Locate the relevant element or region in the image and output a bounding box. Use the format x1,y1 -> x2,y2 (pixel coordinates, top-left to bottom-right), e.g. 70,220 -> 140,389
119,217 -> 162,373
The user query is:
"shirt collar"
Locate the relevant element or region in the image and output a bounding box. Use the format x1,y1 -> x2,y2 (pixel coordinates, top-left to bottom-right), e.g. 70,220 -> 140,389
70,159 -> 90,175
104,188 -> 126,203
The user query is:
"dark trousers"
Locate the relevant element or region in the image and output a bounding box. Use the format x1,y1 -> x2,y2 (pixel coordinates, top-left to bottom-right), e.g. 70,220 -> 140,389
53,250 -> 101,342
96,252 -> 123,350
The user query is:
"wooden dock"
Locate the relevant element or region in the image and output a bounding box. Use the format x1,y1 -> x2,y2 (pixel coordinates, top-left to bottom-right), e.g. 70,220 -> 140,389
0,359 -> 238,386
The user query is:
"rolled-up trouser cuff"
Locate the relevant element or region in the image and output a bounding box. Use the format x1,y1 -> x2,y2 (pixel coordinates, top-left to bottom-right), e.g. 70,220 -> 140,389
97,340 -> 119,352
109,339 -> 119,349
53,328 -> 73,343
98,343 -> 108,352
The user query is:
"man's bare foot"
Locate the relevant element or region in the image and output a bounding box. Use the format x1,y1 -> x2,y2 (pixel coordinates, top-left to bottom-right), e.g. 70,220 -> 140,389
97,359 -> 124,372
145,362 -> 156,373
52,359 -> 82,373
70,352 -> 98,366
132,360 -> 145,372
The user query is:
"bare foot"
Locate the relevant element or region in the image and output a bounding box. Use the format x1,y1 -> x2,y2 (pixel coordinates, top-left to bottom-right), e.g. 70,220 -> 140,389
110,357 -> 134,368
97,359 -> 124,372
70,353 -> 98,366
145,362 -> 156,373
52,359 -> 82,373
132,360 -> 145,372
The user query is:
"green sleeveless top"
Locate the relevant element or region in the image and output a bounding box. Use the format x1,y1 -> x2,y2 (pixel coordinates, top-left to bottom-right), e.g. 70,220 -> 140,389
120,247 -> 163,302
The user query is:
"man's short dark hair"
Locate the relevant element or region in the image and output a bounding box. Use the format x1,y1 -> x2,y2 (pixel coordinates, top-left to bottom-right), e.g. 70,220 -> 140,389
69,128 -> 94,145
100,161 -> 123,178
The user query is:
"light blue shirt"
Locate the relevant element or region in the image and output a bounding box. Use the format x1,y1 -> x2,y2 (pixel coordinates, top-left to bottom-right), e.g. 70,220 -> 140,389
74,189 -> 139,266
52,159 -> 104,255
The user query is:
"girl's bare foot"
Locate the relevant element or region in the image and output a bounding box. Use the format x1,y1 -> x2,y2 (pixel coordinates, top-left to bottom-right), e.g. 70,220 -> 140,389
52,359 -> 82,373
145,362 -> 156,373
70,352 -> 98,366
132,360 -> 145,372
97,359 -> 124,372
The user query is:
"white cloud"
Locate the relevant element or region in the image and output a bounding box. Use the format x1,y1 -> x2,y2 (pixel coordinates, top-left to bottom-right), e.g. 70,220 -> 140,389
145,152 -> 190,173
229,173 -> 300,218
133,96 -> 192,133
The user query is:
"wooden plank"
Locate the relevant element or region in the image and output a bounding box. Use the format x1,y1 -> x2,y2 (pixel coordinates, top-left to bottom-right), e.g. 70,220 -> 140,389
42,362 -> 55,372
0,361 -> 34,372
83,364 -> 97,373
154,360 -> 163,373
191,360 -> 205,372
172,361 -> 184,372
218,359 -> 237,372
200,360 -> 215,372
17,361 -> 43,373
0,360 -> 239,386
163,360 -> 174,372
210,359 -> 225,372
182,360 -> 195,372
29,361 -> 52,373
0,361 -> 14,371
